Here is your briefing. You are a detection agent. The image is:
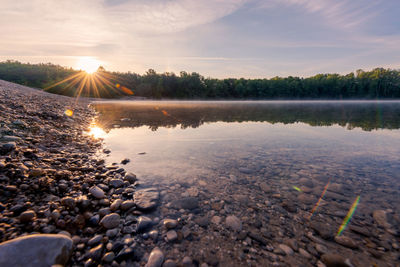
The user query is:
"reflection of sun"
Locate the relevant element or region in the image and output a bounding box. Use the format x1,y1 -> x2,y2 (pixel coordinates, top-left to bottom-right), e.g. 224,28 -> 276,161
89,125 -> 106,139
76,57 -> 101,74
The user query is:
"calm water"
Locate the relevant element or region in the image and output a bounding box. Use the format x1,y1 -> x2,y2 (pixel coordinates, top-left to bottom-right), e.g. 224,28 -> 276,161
91,101 -> 400,187
91,101 -> 400,265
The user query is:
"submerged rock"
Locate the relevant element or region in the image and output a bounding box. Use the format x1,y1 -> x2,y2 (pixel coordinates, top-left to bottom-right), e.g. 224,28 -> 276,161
171,197 -> 199,210
134,188 -> 159,211
0,234 -> 73,267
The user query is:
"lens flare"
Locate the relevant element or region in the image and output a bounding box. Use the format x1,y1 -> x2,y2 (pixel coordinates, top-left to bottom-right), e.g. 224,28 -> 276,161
293,186 -> 302,192
337,195 -> 360,236
309,180 -> 330,219
65,109 -> 73,116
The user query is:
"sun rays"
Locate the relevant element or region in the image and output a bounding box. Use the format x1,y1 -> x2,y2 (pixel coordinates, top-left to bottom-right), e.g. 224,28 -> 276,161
44,68 -> 133,99
44,59 -> 134,117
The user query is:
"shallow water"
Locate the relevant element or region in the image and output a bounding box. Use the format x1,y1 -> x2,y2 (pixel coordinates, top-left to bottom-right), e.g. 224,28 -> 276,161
91,100 -> 400,265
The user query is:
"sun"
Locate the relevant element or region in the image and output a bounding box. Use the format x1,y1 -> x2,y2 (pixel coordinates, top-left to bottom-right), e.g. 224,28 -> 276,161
76,57 -> 102,74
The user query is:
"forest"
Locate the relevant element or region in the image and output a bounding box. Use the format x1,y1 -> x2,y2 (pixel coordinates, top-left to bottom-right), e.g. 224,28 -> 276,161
0,60 -> 400,99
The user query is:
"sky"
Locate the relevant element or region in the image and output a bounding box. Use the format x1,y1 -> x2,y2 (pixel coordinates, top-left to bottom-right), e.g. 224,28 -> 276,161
0,0 -> 399,78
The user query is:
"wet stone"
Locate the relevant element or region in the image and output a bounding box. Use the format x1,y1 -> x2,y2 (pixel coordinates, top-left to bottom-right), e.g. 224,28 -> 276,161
137,216 -> 153,232
373,210 -> 392,230
134,188 -> 159,211
172,197 -> 199,210
124,172 -> 137,184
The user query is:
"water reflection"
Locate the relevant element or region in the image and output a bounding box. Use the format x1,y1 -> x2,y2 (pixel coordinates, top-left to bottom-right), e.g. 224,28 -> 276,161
92,101 -> 400,132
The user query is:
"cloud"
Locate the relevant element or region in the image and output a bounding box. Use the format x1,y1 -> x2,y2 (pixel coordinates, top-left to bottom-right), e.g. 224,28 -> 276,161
259,0 -> 383,30
105,0 -> 248,33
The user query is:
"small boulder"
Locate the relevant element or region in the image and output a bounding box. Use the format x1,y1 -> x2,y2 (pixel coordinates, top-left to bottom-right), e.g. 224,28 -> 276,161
0,234 -> 73,266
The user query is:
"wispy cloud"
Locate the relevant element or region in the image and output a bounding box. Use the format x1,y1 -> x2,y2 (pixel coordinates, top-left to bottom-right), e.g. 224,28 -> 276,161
261,0 -> 383,30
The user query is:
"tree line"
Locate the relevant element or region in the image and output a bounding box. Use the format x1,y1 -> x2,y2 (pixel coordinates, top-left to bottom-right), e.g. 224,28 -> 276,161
1,60 -> 400,99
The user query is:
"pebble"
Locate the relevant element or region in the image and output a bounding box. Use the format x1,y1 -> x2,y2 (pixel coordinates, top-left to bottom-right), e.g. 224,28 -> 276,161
225,215 -> 242,232
120,200 -> 135,210
106,229 -> 119,237
102,252 -> 115,263
125,172 -> 137,183
88,235 -> 103,246
334,235 -> 358,249
171,197 -> 199,210
182,256 -> 193,267
88,244 -> 103,261
299,248 -> 312,259
19,210 -> 36,223
137,216 -> 153,232
166,230 -> 178,242
163,219 -> 178,229
211,216 -> 222,225
100,213 -> 120,229
110,199 -> 123,211
146,247 -> 164,267
109,179 -> 125,188
163,259 -> 177,267
89,185 -> 105,199
321,253 -> 351,267
278,244 -> 294,255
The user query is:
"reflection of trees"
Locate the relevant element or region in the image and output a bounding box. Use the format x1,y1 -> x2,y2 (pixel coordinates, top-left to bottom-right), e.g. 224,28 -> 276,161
93,102 -> 400,132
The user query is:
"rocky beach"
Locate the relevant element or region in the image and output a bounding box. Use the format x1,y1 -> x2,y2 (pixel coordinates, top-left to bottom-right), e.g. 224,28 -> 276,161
1,79 -> 400,267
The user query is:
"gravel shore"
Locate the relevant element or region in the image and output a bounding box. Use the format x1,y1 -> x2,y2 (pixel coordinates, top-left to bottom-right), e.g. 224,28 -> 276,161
0,80 -> 147,266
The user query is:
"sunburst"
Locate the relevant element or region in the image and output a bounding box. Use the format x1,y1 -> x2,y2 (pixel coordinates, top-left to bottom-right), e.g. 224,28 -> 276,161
44,57 -> 134,116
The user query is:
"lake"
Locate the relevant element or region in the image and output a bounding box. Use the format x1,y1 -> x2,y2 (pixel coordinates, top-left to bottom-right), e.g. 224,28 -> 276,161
91,101 -> 400,266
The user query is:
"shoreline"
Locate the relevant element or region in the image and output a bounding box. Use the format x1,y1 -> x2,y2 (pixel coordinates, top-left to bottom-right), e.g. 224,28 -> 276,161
0,80 -> 161,266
